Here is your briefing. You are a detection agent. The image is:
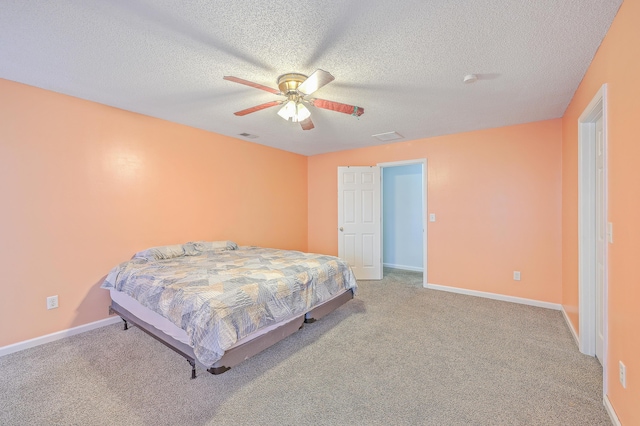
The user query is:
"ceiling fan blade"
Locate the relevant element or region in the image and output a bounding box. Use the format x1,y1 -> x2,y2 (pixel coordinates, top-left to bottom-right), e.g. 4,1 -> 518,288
311,98 -> 364,116
223,76 -> 281,95
297,69 -> 335,95
300,117 -> 315,130
234,101 -> 283,116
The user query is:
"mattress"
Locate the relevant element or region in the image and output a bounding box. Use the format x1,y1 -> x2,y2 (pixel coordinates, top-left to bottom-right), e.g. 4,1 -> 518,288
110,289 -> 310,349
102,243 -> 358,368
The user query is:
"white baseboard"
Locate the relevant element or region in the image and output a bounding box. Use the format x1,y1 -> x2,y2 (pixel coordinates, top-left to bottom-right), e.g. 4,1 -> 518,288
425,283 -> 561,310
383,263 -> 424,272
604,395 -> 622,426
561,305 -> 580,348
0,316 -> 122,358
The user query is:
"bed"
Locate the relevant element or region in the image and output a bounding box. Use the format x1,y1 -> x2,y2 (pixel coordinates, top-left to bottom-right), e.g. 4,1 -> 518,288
101,241 -> 357,378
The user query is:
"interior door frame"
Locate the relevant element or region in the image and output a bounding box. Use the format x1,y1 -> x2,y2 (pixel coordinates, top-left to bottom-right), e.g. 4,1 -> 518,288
378,159 -> 427,288
578,84 -> 608,392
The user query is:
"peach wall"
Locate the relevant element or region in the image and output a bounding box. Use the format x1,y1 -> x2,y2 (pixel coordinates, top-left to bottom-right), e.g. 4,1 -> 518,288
308,120 -> 562,304
561,0 -> 640,423
0,78 -> 307,347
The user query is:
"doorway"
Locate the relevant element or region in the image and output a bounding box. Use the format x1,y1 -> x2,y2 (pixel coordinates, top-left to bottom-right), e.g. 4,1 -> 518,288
379,159 -> 427,287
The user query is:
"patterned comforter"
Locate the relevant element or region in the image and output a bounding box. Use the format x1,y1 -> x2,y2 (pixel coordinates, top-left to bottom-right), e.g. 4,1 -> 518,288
101,244 -> 357,367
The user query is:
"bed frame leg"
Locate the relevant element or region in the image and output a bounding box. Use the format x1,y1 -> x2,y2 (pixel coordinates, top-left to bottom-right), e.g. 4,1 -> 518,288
109,306 -> 129,330
188,359 -> 196,379
207,365 -> 230,375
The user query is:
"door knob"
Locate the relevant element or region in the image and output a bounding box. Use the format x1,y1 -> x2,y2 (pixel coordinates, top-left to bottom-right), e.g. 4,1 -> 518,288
339,227 -> 344,232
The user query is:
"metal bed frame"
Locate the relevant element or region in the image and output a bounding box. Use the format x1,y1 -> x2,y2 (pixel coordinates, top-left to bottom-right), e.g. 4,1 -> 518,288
109,288 -> 354,378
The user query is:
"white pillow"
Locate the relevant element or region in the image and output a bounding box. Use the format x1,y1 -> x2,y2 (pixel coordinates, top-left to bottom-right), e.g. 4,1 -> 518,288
133,244 -> 185,260
183,240 -> 238,255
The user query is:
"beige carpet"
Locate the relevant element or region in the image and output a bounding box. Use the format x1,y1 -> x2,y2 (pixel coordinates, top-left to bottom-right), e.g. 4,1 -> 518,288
0,268 -> 610,425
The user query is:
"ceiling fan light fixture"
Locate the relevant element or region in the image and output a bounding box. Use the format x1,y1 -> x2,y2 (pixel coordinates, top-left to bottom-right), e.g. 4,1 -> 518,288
277,100 -> 310,122
277,100 -> 297,120
295,103 -> 311,122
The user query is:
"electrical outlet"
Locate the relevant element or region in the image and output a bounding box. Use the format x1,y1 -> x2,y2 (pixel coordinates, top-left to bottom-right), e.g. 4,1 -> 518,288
619,361 -> 627,388
513,271 -> 521,281
46,295 -> 58,310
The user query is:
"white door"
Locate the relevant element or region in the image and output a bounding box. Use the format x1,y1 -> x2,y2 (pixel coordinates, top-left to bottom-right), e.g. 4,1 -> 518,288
338,166 -> 382,280
595,114 -> 605,364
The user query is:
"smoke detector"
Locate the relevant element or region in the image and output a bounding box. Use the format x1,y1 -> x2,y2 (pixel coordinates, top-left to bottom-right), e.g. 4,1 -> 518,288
463,74 -> 478,84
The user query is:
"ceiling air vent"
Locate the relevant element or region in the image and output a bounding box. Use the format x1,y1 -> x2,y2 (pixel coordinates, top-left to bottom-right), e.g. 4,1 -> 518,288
372,131 -> 404,142
238,133 -> 258,139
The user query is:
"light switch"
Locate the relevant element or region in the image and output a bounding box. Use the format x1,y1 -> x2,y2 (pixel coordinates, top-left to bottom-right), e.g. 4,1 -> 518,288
429,213 -> 436,222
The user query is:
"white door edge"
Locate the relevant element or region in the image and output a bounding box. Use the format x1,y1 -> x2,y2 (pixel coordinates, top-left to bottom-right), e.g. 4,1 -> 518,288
378,159 -> 427,288
577,83 -> 608,394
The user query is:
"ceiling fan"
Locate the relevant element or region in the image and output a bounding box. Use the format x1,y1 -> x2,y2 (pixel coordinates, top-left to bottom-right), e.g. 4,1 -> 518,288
223,69 -> 364,130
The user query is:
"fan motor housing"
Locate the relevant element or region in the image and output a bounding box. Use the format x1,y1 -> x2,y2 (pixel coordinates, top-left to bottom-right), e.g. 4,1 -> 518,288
277,73 -> 307,95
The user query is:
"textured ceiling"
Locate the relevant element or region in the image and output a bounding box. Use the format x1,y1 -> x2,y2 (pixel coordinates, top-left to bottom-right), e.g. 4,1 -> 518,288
0,0 -> 622,156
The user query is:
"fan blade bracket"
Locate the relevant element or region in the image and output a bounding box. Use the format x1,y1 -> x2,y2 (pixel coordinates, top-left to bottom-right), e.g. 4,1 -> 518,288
223,76 -> 281,95
298,69 -> 335,95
